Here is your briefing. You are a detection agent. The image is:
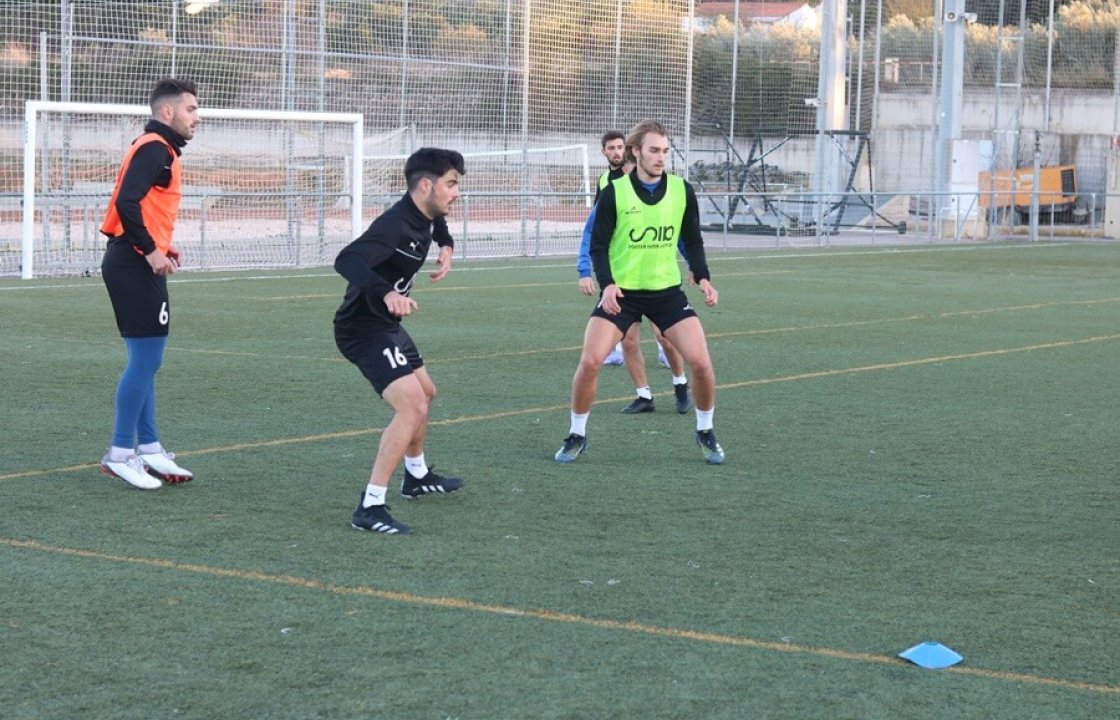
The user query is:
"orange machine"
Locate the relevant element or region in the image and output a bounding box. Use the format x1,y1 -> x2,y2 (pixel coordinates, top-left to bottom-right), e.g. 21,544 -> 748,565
978,164 -> 1077,211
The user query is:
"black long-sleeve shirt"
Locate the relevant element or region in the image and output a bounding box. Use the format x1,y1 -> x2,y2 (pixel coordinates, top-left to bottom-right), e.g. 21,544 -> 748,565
108,120 -> 187,255
333,193 -> 452,330
590,172 -> 710,291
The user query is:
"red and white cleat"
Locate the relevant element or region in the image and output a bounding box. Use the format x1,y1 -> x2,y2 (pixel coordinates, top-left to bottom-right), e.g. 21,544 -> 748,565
138,450 -> 194,484
100,454 -> 162,490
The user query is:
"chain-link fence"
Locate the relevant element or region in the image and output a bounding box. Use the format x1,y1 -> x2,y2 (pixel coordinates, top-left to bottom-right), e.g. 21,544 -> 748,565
3,1 -> 1119,276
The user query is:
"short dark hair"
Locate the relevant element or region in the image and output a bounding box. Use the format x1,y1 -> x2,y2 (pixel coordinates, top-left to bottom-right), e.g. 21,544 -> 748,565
404,148 -> 466,190
149,78 -> 198,112
601,130 -> 625,148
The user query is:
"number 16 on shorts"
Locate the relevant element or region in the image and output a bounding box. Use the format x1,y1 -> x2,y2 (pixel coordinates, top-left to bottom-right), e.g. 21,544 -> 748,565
382,346 -> 407,369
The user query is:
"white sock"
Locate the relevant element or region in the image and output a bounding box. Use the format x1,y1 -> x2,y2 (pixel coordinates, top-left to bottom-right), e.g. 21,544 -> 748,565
614,342 -> 623,353
672,375 -> 688,386
362,483 -> 387,508
695,407 -> 714,432
570,411 -> 589,437
109,445 -> 135,462
137,442 -> 163,455
404,455 -> 428,479
635,386 -> 652,400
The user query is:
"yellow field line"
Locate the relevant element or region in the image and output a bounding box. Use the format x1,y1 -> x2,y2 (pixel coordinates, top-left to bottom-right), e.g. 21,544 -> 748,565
714,333 -> 1120,392
4,333 -> 1117,483
1,536 -> 1115,696
255,270 -> 793,301
6,297 -> 1117,366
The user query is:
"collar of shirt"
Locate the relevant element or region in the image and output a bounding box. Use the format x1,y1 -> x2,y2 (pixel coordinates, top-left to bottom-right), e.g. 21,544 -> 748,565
143,120 -> 188,156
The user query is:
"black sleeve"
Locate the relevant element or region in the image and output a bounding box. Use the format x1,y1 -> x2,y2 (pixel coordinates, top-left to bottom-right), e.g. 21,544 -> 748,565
333,221 -> 398,300
680,182 -> 710,283
433,215 -> 454,248
590,183 -> 618,289
115,141 -> 173,255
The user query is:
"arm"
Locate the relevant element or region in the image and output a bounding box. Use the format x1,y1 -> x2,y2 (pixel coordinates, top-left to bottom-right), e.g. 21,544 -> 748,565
333,222 -> 398,301
577,208 -> 595,294
679,183 -> 710,283
115,142 -> 173,257
432,215 -> 454,249
589,185 -> 617,291
681,183 -> 717,306
115,142 -> 178,275
430,216 -> 454,281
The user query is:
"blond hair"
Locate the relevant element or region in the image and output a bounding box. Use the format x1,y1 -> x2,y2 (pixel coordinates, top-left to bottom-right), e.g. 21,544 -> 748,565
624,119 -> 669,164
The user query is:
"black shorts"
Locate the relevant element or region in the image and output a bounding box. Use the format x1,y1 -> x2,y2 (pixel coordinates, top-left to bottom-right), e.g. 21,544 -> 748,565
101,239 -> 170,338
590,286 -> 697,336
334,322 -> 424,396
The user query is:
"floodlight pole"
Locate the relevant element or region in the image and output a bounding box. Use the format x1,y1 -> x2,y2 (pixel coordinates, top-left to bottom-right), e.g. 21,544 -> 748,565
813,0 -> 847,240
936,0 -> 966,214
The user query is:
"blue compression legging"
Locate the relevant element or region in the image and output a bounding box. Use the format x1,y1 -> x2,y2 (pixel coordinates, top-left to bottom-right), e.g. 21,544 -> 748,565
111,336 -> 166,449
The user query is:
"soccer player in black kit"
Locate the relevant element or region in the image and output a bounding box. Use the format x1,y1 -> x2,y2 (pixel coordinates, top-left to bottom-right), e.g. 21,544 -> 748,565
333,148 -> 466,535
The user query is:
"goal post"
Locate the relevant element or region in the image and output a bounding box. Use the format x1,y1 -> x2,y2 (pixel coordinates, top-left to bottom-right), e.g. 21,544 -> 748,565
20,101 -> 363,278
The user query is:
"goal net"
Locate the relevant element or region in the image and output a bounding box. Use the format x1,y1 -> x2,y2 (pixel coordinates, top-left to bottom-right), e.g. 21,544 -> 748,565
365,143 -> 592,260
16,101 -> 363,278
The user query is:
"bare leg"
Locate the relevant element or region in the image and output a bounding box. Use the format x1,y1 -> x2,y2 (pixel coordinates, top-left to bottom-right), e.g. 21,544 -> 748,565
661,318 -> 714,411
405,366 -> 437,457
572,317 -> 624,414
368,373 -> 429,488
621,322 -> 649,391
651,322 -> 686,377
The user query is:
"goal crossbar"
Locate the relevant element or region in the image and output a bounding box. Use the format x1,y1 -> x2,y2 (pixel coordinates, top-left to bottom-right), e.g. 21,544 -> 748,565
365,143 -> 592,207
21,100 -> 364,279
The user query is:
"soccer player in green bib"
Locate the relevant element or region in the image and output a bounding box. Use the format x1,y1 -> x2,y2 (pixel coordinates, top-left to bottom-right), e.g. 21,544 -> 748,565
556,119 -> 724,465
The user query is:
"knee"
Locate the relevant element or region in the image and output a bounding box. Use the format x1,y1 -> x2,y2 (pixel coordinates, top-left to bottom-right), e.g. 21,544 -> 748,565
621,325 -> 641,350
689,354 -> 714,379
400,395 -> 430,428
575,356 -> 602,381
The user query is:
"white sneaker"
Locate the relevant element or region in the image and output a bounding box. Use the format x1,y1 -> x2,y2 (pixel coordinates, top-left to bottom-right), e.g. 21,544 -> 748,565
100,454 -> 162,490
603,343 -> 625,366
138,450 -> 194,484
656,343 -> 670,368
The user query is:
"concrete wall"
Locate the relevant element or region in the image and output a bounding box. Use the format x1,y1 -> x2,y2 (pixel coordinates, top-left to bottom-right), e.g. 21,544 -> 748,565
689,90 -> 1118,199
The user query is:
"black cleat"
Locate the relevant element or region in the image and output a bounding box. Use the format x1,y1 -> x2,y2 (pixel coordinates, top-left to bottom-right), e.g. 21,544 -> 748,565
674,383 -> 693,414
401,466 -> 464,500
554,433 -> 587,463
621,396 -> 655,414
695,429 -> 725,465
351,496 -> 412,535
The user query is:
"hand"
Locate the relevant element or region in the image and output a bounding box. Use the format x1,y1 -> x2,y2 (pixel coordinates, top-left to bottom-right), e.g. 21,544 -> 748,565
145,250 -> 176,276
166,245 -> 181,268
599,284 -> 623,315
578,277 -> 596,295
686,271 -> 695,286
698,279 -> 718,307
429,245 -> 453,282
383,290 -> 418,317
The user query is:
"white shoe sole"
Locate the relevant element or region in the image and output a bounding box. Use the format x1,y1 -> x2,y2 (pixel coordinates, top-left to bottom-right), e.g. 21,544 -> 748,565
138,453 -> 193,484
100,460 -> 162,490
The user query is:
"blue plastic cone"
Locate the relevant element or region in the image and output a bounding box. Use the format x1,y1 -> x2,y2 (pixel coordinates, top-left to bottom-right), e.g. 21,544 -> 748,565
899,641 -> 964,669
